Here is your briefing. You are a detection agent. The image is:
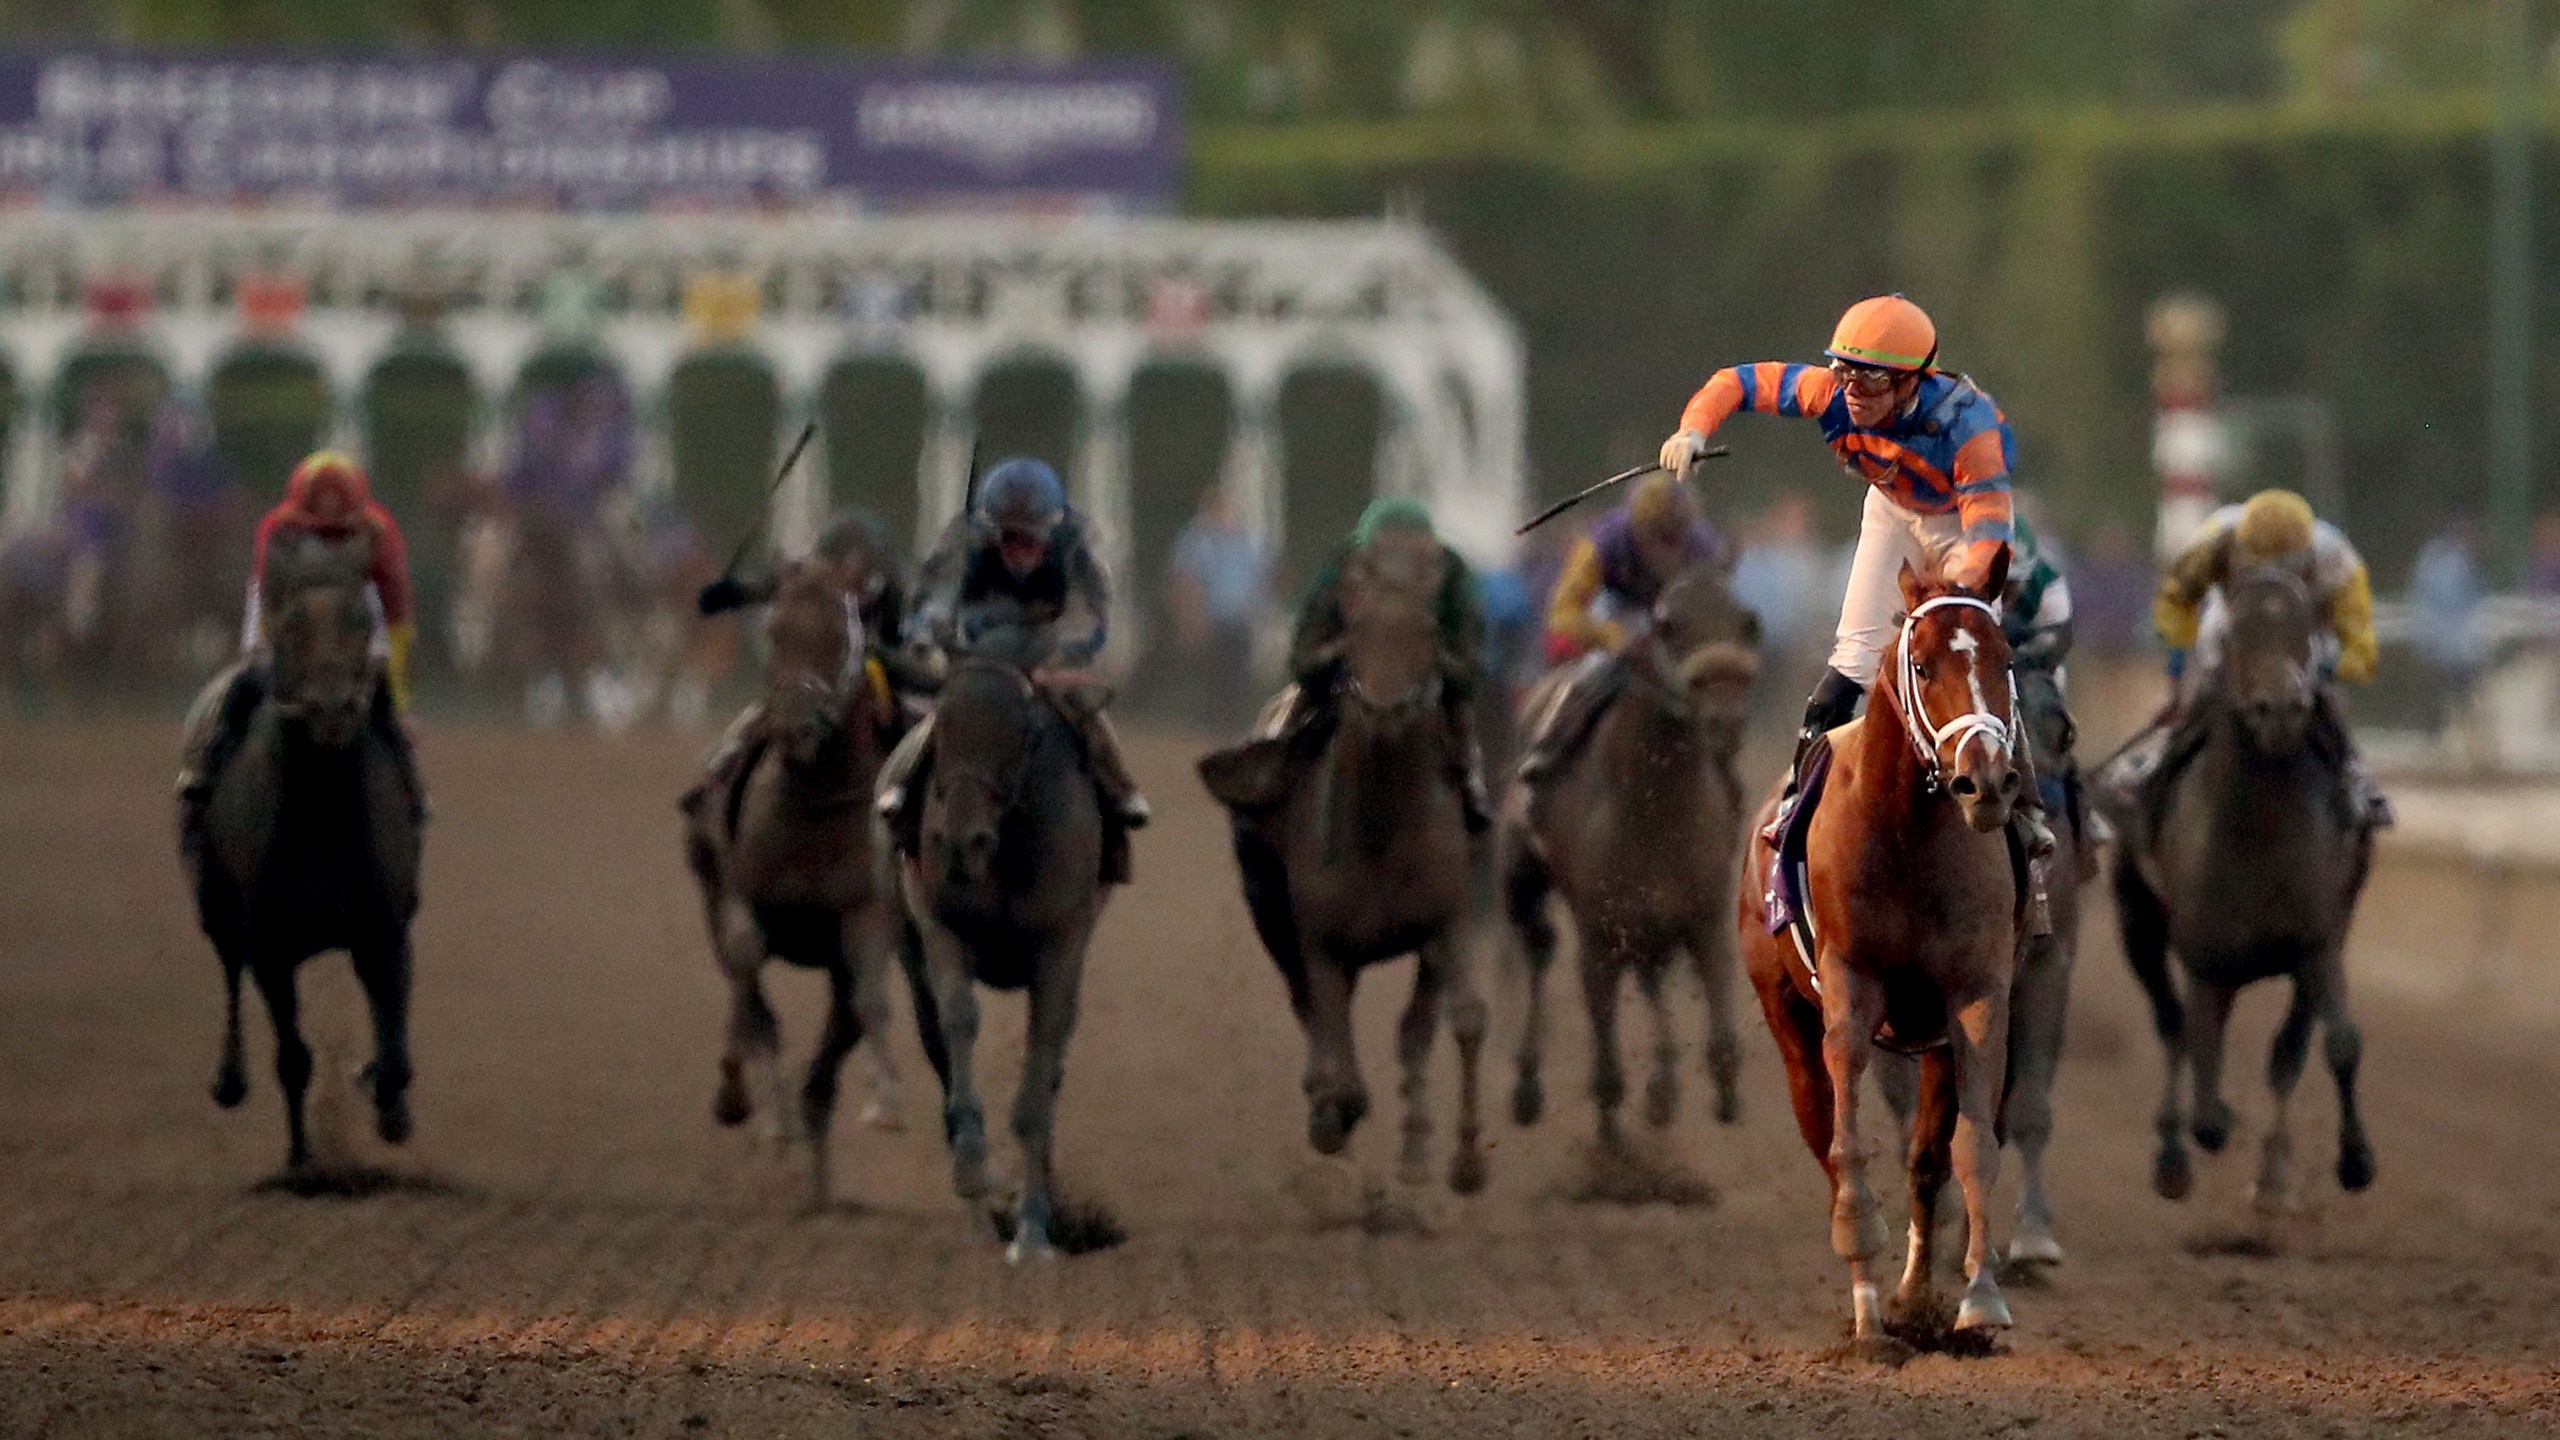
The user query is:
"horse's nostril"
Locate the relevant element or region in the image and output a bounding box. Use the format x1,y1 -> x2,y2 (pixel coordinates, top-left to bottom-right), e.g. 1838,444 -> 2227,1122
1999,770 -> 2021,797
1949,775 -> 1977,797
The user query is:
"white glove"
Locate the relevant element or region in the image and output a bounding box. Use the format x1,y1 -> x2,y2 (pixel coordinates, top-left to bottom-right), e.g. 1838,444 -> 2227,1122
1659,428 -> 1713,482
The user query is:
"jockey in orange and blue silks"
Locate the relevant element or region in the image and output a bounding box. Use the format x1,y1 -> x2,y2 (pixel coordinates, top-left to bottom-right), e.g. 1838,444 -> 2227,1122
1660,294 -> 2052,856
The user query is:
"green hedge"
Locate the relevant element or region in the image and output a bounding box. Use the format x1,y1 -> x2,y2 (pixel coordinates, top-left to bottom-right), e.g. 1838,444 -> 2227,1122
1192,98 -> 2560,579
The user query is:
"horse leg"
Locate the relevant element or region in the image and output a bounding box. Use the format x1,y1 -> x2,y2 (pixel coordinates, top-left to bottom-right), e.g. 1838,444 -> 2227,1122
850,907 -> 906,1132
1437,934 -> 1490,1196
1636,954 -> 1678,1130
1688,922 -> 1744,1125
1819,961 -> 1891,1339
250,960 -> 314,1174
1008,923 -> 1092,1262
2309,945 -> 2374,1192
1393,957 -> 1446,1187
1947,991 -> 2013,1332
349,931 -> 415,1146
712,903 -> 779,1134
2249,979 -> 2317,1213
2115,863 -> 2191,1199
801,955 -> 865,1210
2186,981 -> 2238,1154
915,917 -> 990,1200
1894,1047 -> 1961,1323
2005,933 -> 2070,1265
1502,839 -> 1558,1127
211,943 -> 249,1108
1301,954 -> 1368,1156
1578,923 -> 1630,1154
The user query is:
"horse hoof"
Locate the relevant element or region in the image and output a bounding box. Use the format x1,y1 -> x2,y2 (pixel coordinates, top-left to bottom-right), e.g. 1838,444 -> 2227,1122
1713,1085 -> 1741,1126
2154,1146 -> 2194,1201
210,1069 -> 248,1109
2192,1104 -> 2234,1153
713,1073 -> 750,1128
1643,1078 -> 1676,1130
857,1096 -> 906,1133
1307,1096 -> 1363,1156
1955,1288 -> 2014,1332
2337,1142 -> 2375,1193
2006,1229 -> 2064,1267
375,1097 -> 413,1147
1448,1149 -> 1488,1196
1510,1077 -> 1544,1128
1006,1232 -> 1060,1264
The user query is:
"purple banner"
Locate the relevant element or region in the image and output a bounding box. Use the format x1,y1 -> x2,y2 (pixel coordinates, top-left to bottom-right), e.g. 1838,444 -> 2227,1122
0,54 -> 1179,210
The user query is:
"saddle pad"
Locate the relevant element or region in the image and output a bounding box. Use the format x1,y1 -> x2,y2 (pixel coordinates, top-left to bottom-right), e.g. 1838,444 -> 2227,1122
1762,734 -> 1834,941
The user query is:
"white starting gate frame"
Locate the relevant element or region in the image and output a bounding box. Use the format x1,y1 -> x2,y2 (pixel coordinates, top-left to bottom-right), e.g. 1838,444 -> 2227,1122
0,208 -> 1527,581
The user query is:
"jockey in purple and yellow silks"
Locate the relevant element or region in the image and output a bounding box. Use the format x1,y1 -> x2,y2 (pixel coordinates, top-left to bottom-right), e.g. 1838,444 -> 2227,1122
1516,471 -> 1727,785
1659,294 -> 2052,857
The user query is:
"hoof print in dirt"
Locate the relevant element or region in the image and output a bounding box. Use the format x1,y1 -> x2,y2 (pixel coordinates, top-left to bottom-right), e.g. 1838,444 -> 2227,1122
2181,1226 -> 2283,1260
986,1194 -> 1127,1256
1561,1140 -> 1718,1209
253,1164 -> 460,1200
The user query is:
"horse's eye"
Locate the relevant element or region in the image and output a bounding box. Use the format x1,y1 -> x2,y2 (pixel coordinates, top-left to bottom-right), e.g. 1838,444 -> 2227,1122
1914,664 -> 1933,682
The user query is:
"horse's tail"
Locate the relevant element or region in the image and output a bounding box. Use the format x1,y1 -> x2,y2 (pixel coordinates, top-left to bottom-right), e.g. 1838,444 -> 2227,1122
2111,856 -> 2182,1047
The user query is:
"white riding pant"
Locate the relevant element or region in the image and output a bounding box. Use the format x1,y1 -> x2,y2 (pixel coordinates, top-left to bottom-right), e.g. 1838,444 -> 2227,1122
1828,487 -> 1974,686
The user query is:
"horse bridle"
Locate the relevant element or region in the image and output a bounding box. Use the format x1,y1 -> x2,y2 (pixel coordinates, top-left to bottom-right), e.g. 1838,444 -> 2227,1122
933,656 -> 1041,818
774,594 -> 869,737
1891,594 -> 2019,796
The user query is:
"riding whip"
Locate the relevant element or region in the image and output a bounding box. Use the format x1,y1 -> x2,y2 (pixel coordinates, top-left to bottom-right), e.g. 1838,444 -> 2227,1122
1515,447 -> 1728,536
720,418 -> 821,575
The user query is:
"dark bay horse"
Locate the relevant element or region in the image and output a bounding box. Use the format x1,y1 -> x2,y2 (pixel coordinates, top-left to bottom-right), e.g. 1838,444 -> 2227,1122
1207,531 -> 1490,1194
186,536 -> 422,1176
1498,563 -> 1761,1151
898,654 -> 1111,1261
2108,566 -> 2374,1210
1739,557 -> 2025,1342
683,564 -> 902,1206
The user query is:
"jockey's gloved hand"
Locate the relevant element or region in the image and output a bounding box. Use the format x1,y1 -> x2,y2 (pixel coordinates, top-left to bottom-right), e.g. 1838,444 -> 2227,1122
1801,668 -> 1865,739
1658,429 -> 1714,483
697,576 -> 749,616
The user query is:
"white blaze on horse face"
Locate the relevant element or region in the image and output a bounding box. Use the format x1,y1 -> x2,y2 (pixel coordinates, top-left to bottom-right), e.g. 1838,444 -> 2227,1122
1944,626 -> 2002,766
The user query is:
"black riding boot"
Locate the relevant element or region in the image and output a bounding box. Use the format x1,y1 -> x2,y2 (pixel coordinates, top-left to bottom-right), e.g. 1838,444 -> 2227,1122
1763,669 -> 1864,845
1445,694 -> 1492,834
1515,655 -> 1625,787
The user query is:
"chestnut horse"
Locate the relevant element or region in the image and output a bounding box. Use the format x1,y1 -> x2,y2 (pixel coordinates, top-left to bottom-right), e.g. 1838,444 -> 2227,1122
1739,556 -> 2025,1341
1498,563 -> 1761,1151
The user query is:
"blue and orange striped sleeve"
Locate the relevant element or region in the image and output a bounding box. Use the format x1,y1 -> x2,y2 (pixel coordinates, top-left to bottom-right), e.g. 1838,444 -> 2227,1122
1679,363 -> 1837,436
1948,426 -> 2015,589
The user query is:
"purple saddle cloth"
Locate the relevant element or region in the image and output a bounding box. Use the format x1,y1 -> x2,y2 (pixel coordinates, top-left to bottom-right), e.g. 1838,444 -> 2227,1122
1762,734 -> 1835,939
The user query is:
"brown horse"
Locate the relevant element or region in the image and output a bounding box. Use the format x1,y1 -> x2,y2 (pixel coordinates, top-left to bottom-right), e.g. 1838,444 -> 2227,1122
683,563 -> 901,1206
1498,563 -> 1761,1151
1739,556 -> 2025,1342
1206,530 -> 1490,1194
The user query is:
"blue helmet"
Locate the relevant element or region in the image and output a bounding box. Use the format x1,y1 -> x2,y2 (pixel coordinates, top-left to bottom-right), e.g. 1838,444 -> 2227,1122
976,457 -> 1066,540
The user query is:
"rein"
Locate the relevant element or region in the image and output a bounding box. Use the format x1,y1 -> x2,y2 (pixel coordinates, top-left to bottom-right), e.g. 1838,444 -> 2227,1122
1890,594 -> 2019,795
935,658 -> 1042,818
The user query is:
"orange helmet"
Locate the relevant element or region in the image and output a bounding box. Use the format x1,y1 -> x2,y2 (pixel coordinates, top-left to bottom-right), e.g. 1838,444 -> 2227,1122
1826,295 -> 1938,373
283,450 -> 374,526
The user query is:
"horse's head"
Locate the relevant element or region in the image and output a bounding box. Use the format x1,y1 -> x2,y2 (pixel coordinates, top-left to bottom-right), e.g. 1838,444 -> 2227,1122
926,658 -> 1037,891
2217,565 -> 2319,753
761,563 -> 865,766
1631,561 -> 1762,744
1333,528 -> 1448,734
1892,555 -> 2021,834
265,540 -> 377,750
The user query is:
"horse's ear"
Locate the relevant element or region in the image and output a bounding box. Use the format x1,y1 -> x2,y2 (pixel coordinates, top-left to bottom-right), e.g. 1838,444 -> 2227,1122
1896,560 -> 1927,611
1977,543 -> 2012,602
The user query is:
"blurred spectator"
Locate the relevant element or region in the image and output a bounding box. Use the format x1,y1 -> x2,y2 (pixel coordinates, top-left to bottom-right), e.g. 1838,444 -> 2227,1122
2068,521 -> 2154,656
2408,516 -> 2488,735
508,374 -> 633,525
1165,486 -> 1269,731
56,383 -> 142,675
2527,511 -> 2560,598
1731,493 -> 1826,654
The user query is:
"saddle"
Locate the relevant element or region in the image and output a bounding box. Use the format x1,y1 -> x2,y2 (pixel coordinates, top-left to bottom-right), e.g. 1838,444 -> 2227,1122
1761,729 -> 2034,1054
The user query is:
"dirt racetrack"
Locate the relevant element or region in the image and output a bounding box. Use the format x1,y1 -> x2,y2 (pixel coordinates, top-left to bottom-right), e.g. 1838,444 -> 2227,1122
4,715 -> 2558,1439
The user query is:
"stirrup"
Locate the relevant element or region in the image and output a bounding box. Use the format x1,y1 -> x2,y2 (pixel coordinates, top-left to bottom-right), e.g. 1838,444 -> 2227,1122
875,784 -> 906,820
2016,809 -> 2057,861
1118,794 -> 1152,829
